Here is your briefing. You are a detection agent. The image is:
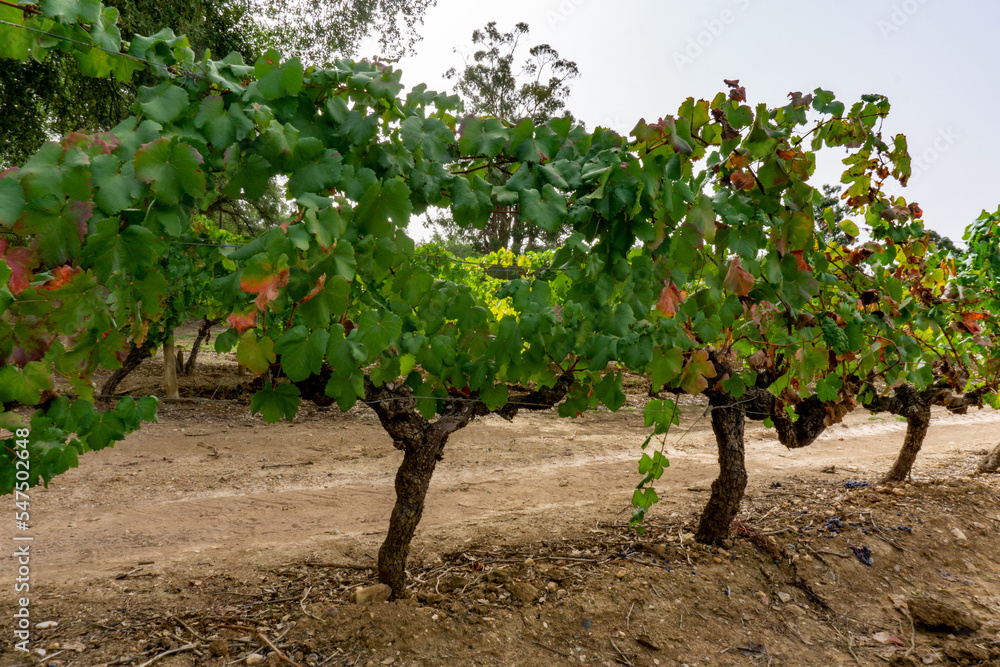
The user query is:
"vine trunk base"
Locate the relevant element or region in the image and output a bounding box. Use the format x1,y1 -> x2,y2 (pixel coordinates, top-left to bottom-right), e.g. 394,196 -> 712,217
695,392 -> 747,545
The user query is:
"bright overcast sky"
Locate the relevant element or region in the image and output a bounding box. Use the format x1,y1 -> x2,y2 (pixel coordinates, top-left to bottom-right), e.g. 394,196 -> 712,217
366,0 -> 998,244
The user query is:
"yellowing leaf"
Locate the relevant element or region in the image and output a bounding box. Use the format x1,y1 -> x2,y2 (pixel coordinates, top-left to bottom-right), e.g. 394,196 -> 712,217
680,349 -> 716,396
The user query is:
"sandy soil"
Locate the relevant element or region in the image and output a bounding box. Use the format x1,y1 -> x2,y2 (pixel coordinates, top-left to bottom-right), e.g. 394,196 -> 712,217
1,352 -> 999,666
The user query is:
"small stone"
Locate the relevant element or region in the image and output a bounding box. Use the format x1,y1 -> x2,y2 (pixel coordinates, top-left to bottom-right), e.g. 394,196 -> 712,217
616,568 -> 627,579
507,582 -> 540,604
776,591 -> 791,603
756,591 -> 770,605
351,584 -> 392,604
646,543 -> 668,559
712,557 -> 722,564
416,591 -> 445,604
557,589 -> 567,598
892,488 -> 905,496
524,558 -> 535,567
951,528 -> 968,543
245,655 -> 265,665
546,581 -> 558,593
907,597 -> 980,634
440,575 -> 468,592
208,638 -> 229,657
803,554 -> 813,563
35,621 -> 58,630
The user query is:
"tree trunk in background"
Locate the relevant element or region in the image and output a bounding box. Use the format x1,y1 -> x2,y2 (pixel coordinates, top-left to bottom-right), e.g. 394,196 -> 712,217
378,430 -> 449,596
978,441 -> 1000,474
883,404 -> 931,482
163,335 -> 180,399
100,339 -> 155,398
183,317 -> 223,375
695,391 -> 747,545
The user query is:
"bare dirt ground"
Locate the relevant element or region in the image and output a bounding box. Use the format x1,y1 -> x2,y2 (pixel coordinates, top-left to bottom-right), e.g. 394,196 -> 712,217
2,343 -> 999,667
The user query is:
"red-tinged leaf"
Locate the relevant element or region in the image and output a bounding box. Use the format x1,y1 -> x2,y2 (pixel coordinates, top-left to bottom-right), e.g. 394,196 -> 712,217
39,265 -> 82,290
62,132 -> 92,150
227,308 -> 258,334
960,312 -> 985,334
790,250 -> 811,272
724,257 -> 755,296
299,274 -> 326,303
729,170 -> 755,191
0,239 -> 37,294
776,148 -> 798,160
657,282 -> 683,317
240,254 -> 290,310
93,132 -> 119,154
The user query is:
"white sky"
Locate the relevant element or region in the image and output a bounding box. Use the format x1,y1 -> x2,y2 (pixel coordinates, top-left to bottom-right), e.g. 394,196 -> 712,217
364,0 -> 999,244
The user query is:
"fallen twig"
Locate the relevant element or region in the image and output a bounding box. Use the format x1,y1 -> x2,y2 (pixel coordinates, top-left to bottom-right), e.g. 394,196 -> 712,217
609,637 -> 634,666
171,615 -> 210,642
136,643 -> 201,667
258,630 -> 303,666
533,641 -> 570,657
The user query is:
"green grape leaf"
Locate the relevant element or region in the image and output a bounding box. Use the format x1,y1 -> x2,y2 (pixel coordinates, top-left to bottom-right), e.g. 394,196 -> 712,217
237,333 -> 275,374
138,83 -> 189,124
133,138 -> 205,205
250,382 -> 301,423
355,180 -> 412,237
644,398 -> 679,435
254,49 -> 304,99
458,116 -> 508,158
519,184 -> 567,233
0,171 -> 25,226
450,175 -> 492,227
287,150 -> 343,197
649,346 -> 683,391
0,362 -> 53,404
274,326 -> 330,382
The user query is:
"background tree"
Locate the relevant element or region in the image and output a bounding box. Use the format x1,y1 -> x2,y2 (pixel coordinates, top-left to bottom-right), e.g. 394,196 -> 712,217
428,21 -> 580,255
257,0 -> 435,65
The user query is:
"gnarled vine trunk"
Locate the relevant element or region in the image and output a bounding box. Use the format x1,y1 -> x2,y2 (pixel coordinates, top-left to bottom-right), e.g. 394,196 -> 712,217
861,382 -> 984,482
883,404 -> 932,482
978,442 -> 1000,474
695,391 -> 747,545
183,316 -> 223,375
293,368 -> 574,598
101,338 -> 156,398
378,429 -> 450,593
